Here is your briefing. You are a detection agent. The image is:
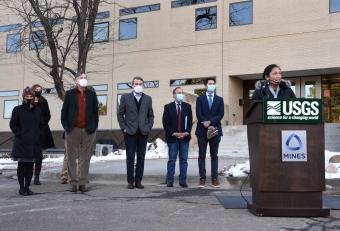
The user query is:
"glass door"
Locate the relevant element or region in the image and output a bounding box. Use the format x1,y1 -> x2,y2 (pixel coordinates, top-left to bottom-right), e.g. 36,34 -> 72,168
301,76 -> 321,99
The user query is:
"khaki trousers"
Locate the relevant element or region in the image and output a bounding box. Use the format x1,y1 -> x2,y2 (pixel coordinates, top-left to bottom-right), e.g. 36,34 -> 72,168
66,128 -> 96,186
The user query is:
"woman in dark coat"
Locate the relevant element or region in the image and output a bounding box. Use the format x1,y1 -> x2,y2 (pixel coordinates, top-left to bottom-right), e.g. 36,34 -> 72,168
31,84 -> 55,185
252,64 -> 296,100
10,87 -> 42,196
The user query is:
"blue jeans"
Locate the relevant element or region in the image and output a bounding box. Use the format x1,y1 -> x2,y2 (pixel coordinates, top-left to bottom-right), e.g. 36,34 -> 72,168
166,140 -> 189,184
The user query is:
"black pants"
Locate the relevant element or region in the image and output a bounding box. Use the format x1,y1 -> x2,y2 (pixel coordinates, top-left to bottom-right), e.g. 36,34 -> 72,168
17,162 -> 34,189
197,136 -> 220,180
34,156 -> 42,176
124,132 -> 148,183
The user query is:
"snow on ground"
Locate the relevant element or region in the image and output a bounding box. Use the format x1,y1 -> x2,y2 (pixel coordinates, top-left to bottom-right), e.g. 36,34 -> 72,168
222,150 -> 340,179
0,138 -> 168,171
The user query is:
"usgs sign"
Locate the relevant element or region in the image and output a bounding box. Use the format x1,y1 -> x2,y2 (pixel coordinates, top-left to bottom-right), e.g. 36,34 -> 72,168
264,99 -> 323,124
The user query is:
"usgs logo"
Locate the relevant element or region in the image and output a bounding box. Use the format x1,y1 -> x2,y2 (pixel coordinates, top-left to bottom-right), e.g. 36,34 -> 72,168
267,101 -> 319,116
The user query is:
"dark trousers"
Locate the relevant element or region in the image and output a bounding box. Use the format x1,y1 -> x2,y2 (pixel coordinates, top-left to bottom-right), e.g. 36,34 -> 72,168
124,132 -> 148,183
34,156 -> 42,176
197,135 -> 220,180
17,162 -> 34,190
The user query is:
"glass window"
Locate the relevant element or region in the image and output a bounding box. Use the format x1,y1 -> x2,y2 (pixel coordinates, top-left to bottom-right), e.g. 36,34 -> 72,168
171,0 -> 216,8
290,82 -> 296,95
170,77 -> 215,86
92,84 -> 108,91
304,81 -> 316,98
119,18 -> 137,40
6,33 -> 21,53
4,100 -> 19,119
96,11 -> 110,19
0,24 -> 22,32
29,30 -> 45,50
194,88 -> 206,96
117,81 -> 159,90
93,22 -> 109,43
330,0 -> 340,13
31,18 -> 64,28
322,75 -> 340,123
196,6 -> 217,31
97,95 -> 107,116
120,4 -> 160,16
229,1 -> 253,26
0,90 -> 20,97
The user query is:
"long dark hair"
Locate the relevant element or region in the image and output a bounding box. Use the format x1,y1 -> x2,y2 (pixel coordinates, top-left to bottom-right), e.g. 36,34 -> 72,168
262,64 -> 281,79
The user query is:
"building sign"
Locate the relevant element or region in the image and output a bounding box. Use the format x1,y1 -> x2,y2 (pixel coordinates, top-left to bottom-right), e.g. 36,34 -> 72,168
281,130 -> 307,162
264,99 -> 323,124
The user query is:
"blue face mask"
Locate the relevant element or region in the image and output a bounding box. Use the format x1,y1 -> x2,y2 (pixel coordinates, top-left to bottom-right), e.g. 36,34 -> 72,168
207,85 -> 216,92
176,93 -> 185,102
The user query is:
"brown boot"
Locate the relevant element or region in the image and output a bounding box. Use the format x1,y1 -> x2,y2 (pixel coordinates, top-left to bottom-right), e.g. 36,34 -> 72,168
199,178 -> 206,188
127,181 -> 134,189
212,179 -> 221,188
70,185 -> 77,192
79,185 -> 88,193
135,181 -> 144,189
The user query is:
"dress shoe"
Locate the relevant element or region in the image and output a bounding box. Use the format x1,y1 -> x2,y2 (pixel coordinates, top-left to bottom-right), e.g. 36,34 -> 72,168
34,175 -> 41,185
79,185 -> 88,193
19,188 -> 26,196
70,185 -> 77,192
127,181 -> 134,189
135,181 -> 144,189
167,182 -> 173,187
25,188 -> 34,196
179,182 -> 188,188
212,179 -> 221,188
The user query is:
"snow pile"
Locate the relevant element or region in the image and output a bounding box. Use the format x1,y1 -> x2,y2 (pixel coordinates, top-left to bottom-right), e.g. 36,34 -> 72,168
222,150 -> 340,179
0,138 -> 169,170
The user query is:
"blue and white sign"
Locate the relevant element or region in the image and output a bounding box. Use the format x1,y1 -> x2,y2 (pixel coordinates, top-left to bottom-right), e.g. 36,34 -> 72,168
281,130 -> 307,162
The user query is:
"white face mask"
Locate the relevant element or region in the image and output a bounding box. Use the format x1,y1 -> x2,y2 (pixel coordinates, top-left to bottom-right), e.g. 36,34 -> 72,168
78,79 -> 88,87
176,93 -> 185,102
134,85 -> 143,94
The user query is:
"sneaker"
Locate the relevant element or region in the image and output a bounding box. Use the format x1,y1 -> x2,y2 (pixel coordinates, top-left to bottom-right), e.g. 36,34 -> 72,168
179,182 -> 188,188
212,179 -> 221,188
199,179 -> 206,188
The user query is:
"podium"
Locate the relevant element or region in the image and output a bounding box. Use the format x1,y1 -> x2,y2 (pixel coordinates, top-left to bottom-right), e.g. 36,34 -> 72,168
245,100 -> 330,217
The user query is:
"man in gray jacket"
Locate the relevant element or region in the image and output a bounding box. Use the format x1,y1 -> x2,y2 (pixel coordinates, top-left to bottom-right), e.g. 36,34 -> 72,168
117,77 -> 154,189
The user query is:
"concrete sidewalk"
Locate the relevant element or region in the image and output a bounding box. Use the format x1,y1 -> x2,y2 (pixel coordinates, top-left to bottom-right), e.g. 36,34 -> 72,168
41,156 -> 249,188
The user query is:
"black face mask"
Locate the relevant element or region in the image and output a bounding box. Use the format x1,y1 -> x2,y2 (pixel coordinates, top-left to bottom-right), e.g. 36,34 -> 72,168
35,91 -> 42,97
23,99 -> 33,105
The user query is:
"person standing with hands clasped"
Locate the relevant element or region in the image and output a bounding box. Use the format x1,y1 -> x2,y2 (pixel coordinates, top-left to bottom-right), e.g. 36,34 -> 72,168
10,87 -> 42,196
195,79 -> 224,188
117,77 -> 154,189
162,87 -> 193,188
61,73 -> 99,193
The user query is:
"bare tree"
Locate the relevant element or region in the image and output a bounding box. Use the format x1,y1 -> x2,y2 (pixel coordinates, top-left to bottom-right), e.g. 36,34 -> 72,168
0,0 -> 102,100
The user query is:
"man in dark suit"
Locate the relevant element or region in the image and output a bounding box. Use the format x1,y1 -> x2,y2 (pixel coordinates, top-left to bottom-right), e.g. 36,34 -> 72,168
196,78 -> 224,188
162,87 -> 193,188
61,73 -> 99,193
117,77 -> 154,189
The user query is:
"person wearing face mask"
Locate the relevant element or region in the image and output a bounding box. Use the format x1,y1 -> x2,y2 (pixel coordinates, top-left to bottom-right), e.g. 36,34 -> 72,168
31,84 -> 55,185
61,73 -> 99,193
252,64 -> 296,100
162,87 -> 193,188
195,78 -> 224,188
117,76 -> 154,189
10,87 -> 42,196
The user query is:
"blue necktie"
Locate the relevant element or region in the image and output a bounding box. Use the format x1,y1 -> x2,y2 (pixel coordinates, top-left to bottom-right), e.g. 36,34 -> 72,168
208,95 -> 213,110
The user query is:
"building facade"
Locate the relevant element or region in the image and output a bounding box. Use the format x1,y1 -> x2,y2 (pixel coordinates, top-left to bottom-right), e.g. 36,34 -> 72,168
0,0 -> 339,138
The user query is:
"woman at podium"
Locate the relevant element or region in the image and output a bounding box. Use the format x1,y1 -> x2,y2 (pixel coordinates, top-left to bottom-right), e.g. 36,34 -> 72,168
252,64 -> 296,100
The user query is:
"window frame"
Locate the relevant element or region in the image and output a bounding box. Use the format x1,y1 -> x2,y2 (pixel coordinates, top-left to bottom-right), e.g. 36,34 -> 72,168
119,18 -> 138,41
229,0 -> 253,27
195,6 -> 218,31
3,99 -> 19,119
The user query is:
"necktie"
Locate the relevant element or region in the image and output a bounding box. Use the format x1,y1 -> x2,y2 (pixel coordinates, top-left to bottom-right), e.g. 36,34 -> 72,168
177,104 -> 182,132
208,95 -> 213,110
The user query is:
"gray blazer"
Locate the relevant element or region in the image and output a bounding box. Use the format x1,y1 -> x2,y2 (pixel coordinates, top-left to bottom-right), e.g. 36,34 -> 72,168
117,92 -> 154,135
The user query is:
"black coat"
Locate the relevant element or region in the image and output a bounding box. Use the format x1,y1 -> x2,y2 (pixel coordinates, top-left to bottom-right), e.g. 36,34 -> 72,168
10,104 -> 42,159
162,101 -> 193,143
61,88 -> 99,134
252,79 -> 296,100
34,97 -> 55,149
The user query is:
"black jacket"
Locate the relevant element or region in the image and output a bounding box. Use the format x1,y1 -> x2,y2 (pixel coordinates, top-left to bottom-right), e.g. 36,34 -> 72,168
34,97 -> 55,149
10,104 -> 42,159
162,101 -> 193,143
252,79 -> 296,100
61,88 -> 99,134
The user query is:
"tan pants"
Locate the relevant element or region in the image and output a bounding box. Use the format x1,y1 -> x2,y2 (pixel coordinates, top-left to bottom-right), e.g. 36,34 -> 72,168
66,128 -> 96,186
60,140 -> 68,181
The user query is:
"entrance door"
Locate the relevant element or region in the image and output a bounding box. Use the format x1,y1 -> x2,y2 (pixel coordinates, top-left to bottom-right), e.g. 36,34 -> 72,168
300,76 -> 322,99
